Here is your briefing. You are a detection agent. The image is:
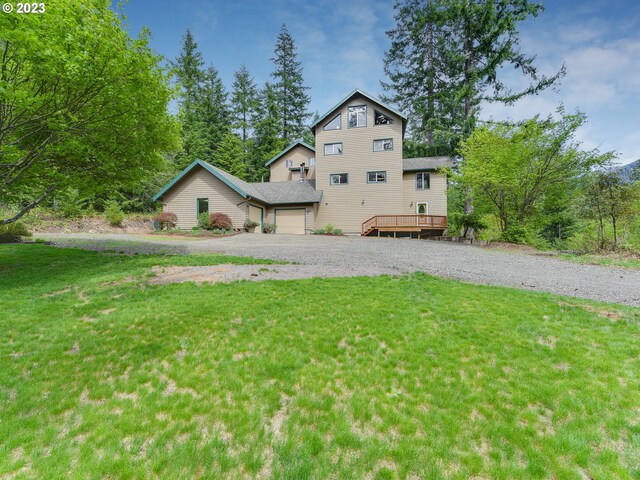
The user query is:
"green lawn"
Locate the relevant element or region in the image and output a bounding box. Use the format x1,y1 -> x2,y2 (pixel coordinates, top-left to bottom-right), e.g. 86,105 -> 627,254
2,244 -> 640,479
561,253 -> 640,270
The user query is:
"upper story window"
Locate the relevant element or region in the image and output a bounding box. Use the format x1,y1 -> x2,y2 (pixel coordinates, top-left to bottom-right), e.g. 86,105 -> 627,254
367,171 -> 387,183
285,159 -> 293,168
323,113 -> 341,131
324,143 -> 343,155
308,157 -> 316,166
330,173 -> 349,185
374,110 -> 394,125
348,105 -> 367,128
416,172 -> 431,190
373,139 -> 393,152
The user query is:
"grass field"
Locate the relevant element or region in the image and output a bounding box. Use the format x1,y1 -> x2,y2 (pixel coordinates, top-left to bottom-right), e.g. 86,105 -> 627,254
1,244 -> 640,479
561,253 -> 640,270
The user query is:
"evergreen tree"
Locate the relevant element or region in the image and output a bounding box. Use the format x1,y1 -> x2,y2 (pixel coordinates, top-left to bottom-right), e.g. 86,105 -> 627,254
231,65 -> 258,145
200,65 -> 232,161
270,24 -> 311,142
215,133 -> 247,180
249,83 -> 288,181
383,0 -> 566,153
174,29 -> 208,166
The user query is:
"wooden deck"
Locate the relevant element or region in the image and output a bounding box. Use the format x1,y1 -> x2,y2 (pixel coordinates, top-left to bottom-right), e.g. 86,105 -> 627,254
362,214 -> 447,237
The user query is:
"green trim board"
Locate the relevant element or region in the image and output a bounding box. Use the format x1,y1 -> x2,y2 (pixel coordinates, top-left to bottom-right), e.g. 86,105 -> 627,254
153,159 -> 250,202
310,88 -> 407,132
264,141 -> 316,167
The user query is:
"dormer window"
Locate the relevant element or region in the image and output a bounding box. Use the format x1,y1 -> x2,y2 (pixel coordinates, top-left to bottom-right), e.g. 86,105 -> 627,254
348,105 -> 367,128
323,113 -> 341,131
374,110 -> 394,125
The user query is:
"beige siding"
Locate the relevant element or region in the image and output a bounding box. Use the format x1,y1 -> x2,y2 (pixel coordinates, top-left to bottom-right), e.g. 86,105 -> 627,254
402,172 -> 448,216
265,204 -> 317,233
162,166 -> 250,230
269,145 -> 316,182
315,94 -> 404,233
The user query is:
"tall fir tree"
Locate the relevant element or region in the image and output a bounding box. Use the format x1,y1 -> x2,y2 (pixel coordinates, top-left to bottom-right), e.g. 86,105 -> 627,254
383,0 -> 565,154
215,133 -> 247,180
200,65 -> 232,163
270,24 -> 311,142
174,29 -> 208,166
231,65 -> 258,145
249,83 -> 288,181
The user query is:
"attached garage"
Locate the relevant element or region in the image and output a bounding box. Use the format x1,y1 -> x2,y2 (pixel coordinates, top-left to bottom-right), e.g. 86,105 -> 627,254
275,208 -> 306,235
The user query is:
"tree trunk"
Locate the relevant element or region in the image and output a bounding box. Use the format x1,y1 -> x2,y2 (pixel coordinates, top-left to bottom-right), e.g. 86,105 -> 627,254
425,0 -> 435,145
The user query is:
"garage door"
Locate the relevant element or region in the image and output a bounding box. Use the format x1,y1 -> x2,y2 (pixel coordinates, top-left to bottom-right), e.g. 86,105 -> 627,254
275,209 -> 305,234
248,205 -> 263,234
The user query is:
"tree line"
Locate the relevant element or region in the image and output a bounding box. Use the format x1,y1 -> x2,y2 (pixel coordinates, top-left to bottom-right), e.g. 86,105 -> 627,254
173,25 -> 312,183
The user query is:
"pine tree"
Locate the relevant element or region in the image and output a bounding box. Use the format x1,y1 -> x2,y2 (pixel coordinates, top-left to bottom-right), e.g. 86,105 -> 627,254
270,24 -> 311,142
199,65 -> 232,161
174,29 -> 208,166
249,83 -> 288,181
215,133 -> 247,180
383,0 -> 566,153
231,65 -> 258,145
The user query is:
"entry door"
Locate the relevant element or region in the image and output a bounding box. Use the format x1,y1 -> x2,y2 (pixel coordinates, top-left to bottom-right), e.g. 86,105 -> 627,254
416,202 -> 428,226
248,205 -> 263,234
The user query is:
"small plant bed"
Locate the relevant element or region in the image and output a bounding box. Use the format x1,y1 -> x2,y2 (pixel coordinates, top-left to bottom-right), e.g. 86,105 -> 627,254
314,224 -> 343,236
149,229 -> 240,239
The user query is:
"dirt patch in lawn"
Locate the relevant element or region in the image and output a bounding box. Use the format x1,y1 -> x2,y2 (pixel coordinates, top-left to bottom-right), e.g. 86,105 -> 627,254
149,264 -> 397,284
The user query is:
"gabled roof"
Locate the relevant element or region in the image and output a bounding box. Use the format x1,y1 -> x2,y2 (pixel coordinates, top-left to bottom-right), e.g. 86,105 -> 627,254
403,157 -> 453,172
311,88 -> 407,133
264,141 -> 315,167
153,159 -> 322,205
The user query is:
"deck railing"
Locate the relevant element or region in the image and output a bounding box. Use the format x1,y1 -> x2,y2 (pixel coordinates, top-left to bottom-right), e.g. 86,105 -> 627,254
362,214 -> 447,235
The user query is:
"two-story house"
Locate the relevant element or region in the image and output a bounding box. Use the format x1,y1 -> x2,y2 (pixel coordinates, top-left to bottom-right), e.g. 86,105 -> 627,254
153,89 -> 451,236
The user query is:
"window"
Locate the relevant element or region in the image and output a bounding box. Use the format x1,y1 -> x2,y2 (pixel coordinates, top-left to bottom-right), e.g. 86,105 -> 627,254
374,110 -> 394,125
285,159 -> 293,168
308,157 -> 316,166
323,113 -> 341,131
197,198 -> 209,215
367,171 -> 387,183
324,143 -> 343,155
416,172 -> 431,190
373,139 -> 393,151
330,173 -> 348,185
348,105 -> 367,128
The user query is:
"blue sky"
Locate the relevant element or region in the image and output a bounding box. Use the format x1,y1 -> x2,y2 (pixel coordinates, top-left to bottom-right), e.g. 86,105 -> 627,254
117,0 -> 640,165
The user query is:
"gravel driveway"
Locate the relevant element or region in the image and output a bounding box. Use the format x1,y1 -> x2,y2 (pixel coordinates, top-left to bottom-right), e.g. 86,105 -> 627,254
38,232 -> 640,306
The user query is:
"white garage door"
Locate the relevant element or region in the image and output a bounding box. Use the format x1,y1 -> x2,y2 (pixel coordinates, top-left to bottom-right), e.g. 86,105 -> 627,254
275,209 -> 305,234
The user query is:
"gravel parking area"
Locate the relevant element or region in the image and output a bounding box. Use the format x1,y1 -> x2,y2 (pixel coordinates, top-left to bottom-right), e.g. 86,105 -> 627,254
38,232 -> 640,306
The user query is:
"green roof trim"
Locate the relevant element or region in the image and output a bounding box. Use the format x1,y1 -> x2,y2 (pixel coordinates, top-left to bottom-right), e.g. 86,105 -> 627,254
152,159 -> 249,202
310,88 -> 407,132
264,141 -> 316,167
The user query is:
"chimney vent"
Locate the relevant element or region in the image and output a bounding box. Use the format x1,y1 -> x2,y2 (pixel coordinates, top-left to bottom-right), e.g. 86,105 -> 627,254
299,163 -> 305,182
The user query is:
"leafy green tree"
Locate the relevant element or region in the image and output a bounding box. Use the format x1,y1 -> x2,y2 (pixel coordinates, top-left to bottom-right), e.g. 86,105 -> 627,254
215,133 -> 246,180
270,24 -> 311,142
248,83 -> 288,181
458,110 -> 609,241
0,0 -> 178,225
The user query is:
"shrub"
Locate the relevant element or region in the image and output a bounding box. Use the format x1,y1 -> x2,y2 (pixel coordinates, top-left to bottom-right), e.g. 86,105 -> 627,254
314,229 -> 325,235
0,222 -> 32,243
333,228 -> 343,235
197,212 -> 210,230
244,218 -> 260,231
324,224 -> 335,234
154,212 -> 178,230
263,222 -> 277,234
209,212 -> 232,230
103,199 -> 124,226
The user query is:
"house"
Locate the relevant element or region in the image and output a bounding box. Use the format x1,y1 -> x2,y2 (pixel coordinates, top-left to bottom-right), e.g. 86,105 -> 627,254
153,89 -> 452,236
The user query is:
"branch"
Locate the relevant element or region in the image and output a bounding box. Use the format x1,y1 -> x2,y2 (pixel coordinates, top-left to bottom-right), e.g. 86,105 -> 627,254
0,184 -> 56,225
